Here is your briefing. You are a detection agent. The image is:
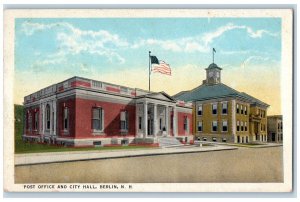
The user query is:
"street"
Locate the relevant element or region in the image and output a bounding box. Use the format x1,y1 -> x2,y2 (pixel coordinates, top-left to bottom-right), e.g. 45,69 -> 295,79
15,146 -> 283,183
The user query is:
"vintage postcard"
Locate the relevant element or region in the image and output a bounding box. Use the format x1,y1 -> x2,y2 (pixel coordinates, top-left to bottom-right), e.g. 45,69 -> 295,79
3,9 -> 293,192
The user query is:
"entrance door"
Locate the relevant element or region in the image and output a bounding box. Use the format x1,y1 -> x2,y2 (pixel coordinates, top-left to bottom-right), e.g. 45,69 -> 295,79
237,136 -> 240,143
272,133 -> 276,141
148,118 -> 153,136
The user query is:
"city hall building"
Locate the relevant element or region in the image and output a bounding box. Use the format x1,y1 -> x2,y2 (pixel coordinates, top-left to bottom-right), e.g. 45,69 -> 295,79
174,63 -> 269,143
23,77 -> 193,147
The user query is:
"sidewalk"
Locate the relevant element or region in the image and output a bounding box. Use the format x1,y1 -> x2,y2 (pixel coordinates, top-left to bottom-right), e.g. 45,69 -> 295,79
194,141 -> 283,148
15,145 -> 237,166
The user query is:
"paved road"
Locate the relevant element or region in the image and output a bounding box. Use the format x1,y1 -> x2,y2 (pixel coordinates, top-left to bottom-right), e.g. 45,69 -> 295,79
15,146 -> 283,183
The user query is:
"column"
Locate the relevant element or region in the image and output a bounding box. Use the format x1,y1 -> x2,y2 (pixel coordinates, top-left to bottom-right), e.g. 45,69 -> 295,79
53,100 -> 56,136
173,107 -> 177,137
258,123 -> 261,141
42,103 -> 45,134
153,104 -> 158,137
143,102 -> 148,138
135,103 -> 139,137
165,106 -> 169,136
50,101 -> 53,135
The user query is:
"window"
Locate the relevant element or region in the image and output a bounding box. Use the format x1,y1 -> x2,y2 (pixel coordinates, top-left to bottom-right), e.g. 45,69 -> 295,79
241,122 -> 244,131
212,137 -> 217,142
222,121 -> 228,132
237,121 -> 240,131
241,105 -> 244,114
197,105 -> 202,116
92,108 -> 103,131
46,104 -> 50,130
222,102 -> 227,114
222,138 -> 227,142
212,121 -> 218,132
245,122 -> 248,131
203,137 -> 207,141
244,106 -> 247,115
184,117 -> 188,131
138,117 -> 142,130
34,111 -> 39,130
212,103 -> 217,115
120,111 -> 128,131
198,121 -> 203,132
236,104 -> 239,113
63,107 -> 69,131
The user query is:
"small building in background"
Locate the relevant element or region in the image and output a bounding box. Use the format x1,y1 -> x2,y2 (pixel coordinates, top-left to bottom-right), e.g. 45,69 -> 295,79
267,115 -> 283,143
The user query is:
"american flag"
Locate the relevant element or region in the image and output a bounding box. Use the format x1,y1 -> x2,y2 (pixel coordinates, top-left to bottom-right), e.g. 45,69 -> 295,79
152,60 -> 171,76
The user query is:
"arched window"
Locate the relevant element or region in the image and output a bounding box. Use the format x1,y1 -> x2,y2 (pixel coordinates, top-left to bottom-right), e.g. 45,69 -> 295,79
46,104 -> 50,130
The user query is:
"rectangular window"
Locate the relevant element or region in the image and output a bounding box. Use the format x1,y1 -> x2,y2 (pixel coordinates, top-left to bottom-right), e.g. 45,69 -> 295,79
237,121 -> 240,131
63,107 -> 69,131
184,117 -> 188,131
212,103 -> 217,115
236,104 -> 239,113
34,111 -> 39,130
241,121 -> 244,131
120,111 -> 128,131
241,105 -> 244,114
92,108 -> 103,131
245,122 -> 248,131
222,102 -> 227,114
222,121 -> 228,132
198,121 -> 203,132
212,121 -> 218,132
138,117 -> 142,130
197,105 -> 202,116
244,106 -> 247,115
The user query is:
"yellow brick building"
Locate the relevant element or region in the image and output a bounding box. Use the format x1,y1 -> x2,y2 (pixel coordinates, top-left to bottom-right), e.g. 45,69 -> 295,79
174,63 -> 269,143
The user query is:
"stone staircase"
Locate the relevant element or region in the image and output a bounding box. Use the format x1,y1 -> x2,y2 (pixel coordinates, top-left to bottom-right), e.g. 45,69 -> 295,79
157,137 -> 183,148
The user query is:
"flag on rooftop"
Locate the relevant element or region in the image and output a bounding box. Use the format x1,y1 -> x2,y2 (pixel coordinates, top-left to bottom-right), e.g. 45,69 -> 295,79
152,60 -> 171,76
150,56 -> 159,64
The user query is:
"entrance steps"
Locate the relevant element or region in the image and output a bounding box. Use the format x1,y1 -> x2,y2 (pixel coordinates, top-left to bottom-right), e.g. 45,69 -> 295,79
157,136 -> 183,148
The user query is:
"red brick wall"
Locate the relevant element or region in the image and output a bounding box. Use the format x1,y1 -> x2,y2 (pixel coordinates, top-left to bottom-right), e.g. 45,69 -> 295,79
75,98 -> 136,138
177,111 -> 193,136
57,98 -> 76,138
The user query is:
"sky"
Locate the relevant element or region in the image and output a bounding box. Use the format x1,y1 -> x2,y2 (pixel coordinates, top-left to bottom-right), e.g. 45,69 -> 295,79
14,17 -> 282,115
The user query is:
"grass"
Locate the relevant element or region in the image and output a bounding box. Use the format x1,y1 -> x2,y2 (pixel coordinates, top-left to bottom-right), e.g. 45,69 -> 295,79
15,141 -> 154,154
14,104 -> 156,154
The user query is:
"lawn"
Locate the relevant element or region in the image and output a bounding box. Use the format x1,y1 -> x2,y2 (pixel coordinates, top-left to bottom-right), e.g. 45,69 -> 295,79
14,104 -> 156,154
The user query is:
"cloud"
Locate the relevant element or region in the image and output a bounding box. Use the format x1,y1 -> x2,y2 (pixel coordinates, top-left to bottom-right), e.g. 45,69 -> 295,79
132,23 -> 278,53
21,21 -> 128,64
241,56 -> 271,68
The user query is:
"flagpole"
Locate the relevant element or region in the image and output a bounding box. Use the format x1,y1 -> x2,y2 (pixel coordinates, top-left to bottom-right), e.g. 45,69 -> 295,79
149,51 -> 151,92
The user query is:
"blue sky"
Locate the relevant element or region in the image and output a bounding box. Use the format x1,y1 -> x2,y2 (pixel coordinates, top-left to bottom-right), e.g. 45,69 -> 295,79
14,17 -> 282,114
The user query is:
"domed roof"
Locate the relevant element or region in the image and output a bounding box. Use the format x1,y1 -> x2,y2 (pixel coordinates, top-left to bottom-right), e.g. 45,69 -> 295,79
206,63 -> 222,70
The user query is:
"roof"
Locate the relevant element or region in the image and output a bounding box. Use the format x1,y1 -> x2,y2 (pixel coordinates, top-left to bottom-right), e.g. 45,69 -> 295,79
173,83 -> 269,107
136,91 -> 176,103
205,63 -> 222,70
